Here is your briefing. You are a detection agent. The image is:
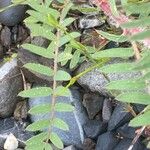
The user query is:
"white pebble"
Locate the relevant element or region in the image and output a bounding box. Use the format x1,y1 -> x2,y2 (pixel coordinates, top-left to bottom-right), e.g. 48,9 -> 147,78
4,133 -> 18,150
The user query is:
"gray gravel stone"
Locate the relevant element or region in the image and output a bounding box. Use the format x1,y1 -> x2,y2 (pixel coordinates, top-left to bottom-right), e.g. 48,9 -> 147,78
114,139 -> 145,150
83,93 -> 104,119
96,132 -> 120,150
79,15 -> 104,29
108,102 -> 133,131
28,86 -> 88,148
76,59 -> 141,97
102,99 -> 113,123
116,123 -> 137,139
0,58 -> 23,117
0,118 -> 34,149
83,120 -> 107,139
1,26 -> 11,48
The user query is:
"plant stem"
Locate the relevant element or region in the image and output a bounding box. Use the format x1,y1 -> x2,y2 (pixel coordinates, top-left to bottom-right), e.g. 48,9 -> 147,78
46,0 -> 69,144
131,41 -> 140,60
46,25 -> 61,145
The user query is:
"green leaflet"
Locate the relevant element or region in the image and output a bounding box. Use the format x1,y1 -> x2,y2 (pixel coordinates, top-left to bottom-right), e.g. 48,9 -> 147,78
26,119 -> 50,131
58,52 -> 73,62
25,0 -> 60,18
70,50 -> 81,69
25,16 -> 37,24
133,53 -> 150,70
28,104 -> 51,114
50,132 -> 64,149
108,0 -> 119,16
26,132 -> 48,146
61,1 -> 73,19
25,143 -> 52,150
24,23 -> 55,41
52,118 -> 69,131
123,2 -> 150,15
140,72 -> 150,80
131,30 -> 150,41
47,14 -> 59,27
106,79 -> 145,90
129,110 -> 150,127
55,70 -> 71,81
62,17 -> 75,27
27,10 -> 49,25
18,87 -> 52,97
45,0 -> 53,6
60,32 -> 81,47
96,30 -> 128,42
61,44 -> 72,66
121,17 -> 150,28
92,48 -> 134,59
55,103 -> 74,112
24,63 -> 53,77
99,62 -> 136,73
22,43 -> 54,59
55,86 -> 71,96
116,92 -> 150,105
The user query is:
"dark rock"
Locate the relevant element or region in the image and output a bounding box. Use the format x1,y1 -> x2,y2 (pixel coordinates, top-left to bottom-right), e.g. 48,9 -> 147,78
96,132 -> 120,150
83,138 -> 96,150
114,139 -> 145,150
81,29 -> 107,48
108,103 -> 133,131
29,86 -> 88,148
83,120 -> 107,139
116,123 -> 137,139
105,41 -> 119,49
0,58 -> 23,117
11,25 -> 18,43
13,101 -> 28,121
83,93 -> 104,119
76,59 -> 141,97
79,15 -> 104,29
0,44 -> 4,59
133,104 -> 146,113
102,98 -> 113,123
17,25 -> 29,43
1,26 -> 11,48
0,0 -> 27,26
17,36 -> 53,85
0,118 -> 34,149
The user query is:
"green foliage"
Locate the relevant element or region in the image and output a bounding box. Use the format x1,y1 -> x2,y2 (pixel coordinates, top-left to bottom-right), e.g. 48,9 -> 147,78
14,0 -> 85,149
95,0 -> 150,131
10,0 -> 150,148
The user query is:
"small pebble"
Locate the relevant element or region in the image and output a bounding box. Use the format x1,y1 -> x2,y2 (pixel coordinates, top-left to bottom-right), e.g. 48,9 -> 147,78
4,133 -> 18,150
